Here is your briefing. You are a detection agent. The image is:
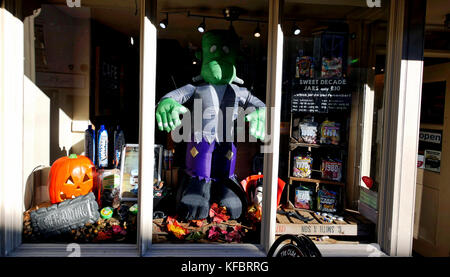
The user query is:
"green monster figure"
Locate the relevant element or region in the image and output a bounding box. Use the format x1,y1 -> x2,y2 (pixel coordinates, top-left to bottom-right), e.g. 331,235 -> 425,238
156,30 -> 265,220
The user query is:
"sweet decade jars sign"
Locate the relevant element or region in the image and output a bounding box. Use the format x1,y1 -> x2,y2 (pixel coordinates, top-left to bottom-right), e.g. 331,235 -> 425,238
291,78 -> 351,113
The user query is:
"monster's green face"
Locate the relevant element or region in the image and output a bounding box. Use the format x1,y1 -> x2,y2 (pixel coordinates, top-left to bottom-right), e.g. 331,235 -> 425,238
200,30 -> 239,85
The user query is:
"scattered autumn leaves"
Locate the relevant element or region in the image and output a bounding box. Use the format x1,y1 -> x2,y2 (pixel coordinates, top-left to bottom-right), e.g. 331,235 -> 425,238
166,216 -> 189,239
164,203 -> 250,243
247,204 -> 262,223
209,203 -> 230,223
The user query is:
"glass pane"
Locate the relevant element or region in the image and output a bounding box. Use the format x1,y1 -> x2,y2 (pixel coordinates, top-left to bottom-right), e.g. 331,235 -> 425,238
22,0 -> 140,244
278,0 -> 390,242
152,0 -> 269,244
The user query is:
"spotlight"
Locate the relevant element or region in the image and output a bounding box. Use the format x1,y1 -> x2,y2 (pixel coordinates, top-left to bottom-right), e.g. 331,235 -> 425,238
130,36 -> 134,46
197,17 -> 206,33
293,23 -> 301,36
159,13 -> 168,29
254,22 -> 261,38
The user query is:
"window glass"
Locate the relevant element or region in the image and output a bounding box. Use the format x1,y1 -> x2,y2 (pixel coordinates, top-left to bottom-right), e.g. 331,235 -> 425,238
22,0 -> 140,244
278,0 -> 390,242
152,0 -> 269,244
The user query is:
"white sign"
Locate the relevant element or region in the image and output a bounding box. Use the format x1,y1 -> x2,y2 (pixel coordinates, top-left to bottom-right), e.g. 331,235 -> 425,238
419,131 -> 442,144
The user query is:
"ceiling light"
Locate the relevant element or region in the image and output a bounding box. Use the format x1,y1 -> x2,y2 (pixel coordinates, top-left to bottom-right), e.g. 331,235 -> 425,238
293,23 -> 301,36
197,17 -> 206,33
223,7 -> 241,21
130,37 -> 134,46
159,13 -> 168,29
254,22 -> 261,38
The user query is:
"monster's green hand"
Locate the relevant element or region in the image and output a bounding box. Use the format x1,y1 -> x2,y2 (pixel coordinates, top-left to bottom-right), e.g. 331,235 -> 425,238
245,108 -> 266,141
156,98 -> 188,132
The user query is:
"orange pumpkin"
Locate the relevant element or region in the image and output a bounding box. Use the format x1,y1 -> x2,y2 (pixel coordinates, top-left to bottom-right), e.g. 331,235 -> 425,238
49,154 -> 97,204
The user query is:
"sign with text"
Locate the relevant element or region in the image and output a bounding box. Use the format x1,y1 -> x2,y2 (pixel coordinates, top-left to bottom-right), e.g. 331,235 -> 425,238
276,222 -> 363,236
418,129 -> 442,173
277,244 -> 303,257
30,192 -> 100,237
291,78 -> 351,113
424,150 -> 441,173
419,130 -> 442,146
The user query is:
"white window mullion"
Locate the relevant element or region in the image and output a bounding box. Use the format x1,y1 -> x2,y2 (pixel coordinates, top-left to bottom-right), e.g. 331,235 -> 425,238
378,0 -> 426,256
260,0 -> 283,254
0,5 -> 25,257
138,0 -> 157,256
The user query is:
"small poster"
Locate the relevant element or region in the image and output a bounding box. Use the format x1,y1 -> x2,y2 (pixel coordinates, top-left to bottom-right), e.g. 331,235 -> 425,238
119,144 -> 164,201
424,150 -> 441,173
120,144 -> 140,201
418,129 -> 442,173
417,154 -> 424,169
291,78 -> 351,113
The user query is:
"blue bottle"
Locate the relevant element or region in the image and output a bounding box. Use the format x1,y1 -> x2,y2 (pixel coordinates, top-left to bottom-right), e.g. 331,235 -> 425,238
113,125 -> 125,168
84,125 -> 96,164
97,125 -> 109,168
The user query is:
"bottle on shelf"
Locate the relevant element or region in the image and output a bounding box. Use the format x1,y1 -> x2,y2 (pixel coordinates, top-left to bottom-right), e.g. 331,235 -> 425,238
97,125 -> 108,168
113,125 -> 125,168
84,125 -> 95,164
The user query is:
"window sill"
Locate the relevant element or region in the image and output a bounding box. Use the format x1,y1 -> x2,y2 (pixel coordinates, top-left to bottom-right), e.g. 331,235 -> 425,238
8,243 -> 386,257
316,243 -> 387,257
9,243 -> 139,257
144,244 -> 267,257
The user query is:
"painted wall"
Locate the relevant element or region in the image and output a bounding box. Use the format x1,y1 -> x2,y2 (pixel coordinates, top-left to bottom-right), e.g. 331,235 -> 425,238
22,4 -> 91,209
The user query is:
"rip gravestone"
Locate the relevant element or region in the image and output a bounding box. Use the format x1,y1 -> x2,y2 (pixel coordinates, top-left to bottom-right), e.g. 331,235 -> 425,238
30,192 -> 100,237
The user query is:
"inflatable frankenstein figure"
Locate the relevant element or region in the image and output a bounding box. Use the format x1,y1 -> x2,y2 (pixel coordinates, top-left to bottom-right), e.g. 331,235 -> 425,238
156,30 -> 266,220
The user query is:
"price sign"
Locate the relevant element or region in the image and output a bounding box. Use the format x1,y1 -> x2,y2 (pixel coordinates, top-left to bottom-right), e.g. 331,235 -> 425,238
291,78 -> 351,113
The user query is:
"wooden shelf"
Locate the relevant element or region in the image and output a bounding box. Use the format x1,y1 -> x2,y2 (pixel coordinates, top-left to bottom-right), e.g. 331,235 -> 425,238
289,176 -> 345,186
289,138 -> 345,151
286,113 -> 348,211
276,208 -> 373,237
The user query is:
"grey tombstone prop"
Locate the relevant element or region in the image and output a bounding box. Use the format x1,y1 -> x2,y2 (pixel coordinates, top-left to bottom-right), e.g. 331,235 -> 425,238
30,192 -> 100,237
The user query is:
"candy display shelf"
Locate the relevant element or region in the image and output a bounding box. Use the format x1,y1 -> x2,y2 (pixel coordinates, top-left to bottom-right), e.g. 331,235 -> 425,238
289,176 -> 345,187
289,138 -> 347,151
285,106 -> 349,212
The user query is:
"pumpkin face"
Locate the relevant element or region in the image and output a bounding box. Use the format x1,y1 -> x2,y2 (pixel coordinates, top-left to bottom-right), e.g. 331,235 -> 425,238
49,154 -> 96,204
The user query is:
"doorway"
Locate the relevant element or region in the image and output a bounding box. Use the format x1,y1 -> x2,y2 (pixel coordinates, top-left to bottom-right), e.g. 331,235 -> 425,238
414,60 -> 450,257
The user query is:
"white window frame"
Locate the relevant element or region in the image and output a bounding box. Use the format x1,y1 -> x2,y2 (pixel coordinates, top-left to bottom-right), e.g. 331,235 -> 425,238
0,0 -> 424,257
377,0 -> 426,256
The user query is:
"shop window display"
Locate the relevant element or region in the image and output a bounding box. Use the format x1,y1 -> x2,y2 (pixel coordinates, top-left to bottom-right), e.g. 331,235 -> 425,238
152,1 -> 269,244
19,0 -> 391,249
22,0 -> 140,244
277,0 -> 390,241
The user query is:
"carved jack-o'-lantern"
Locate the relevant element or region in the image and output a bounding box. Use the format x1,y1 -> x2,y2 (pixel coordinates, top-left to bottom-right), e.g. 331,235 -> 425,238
49,154 -> 96,204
